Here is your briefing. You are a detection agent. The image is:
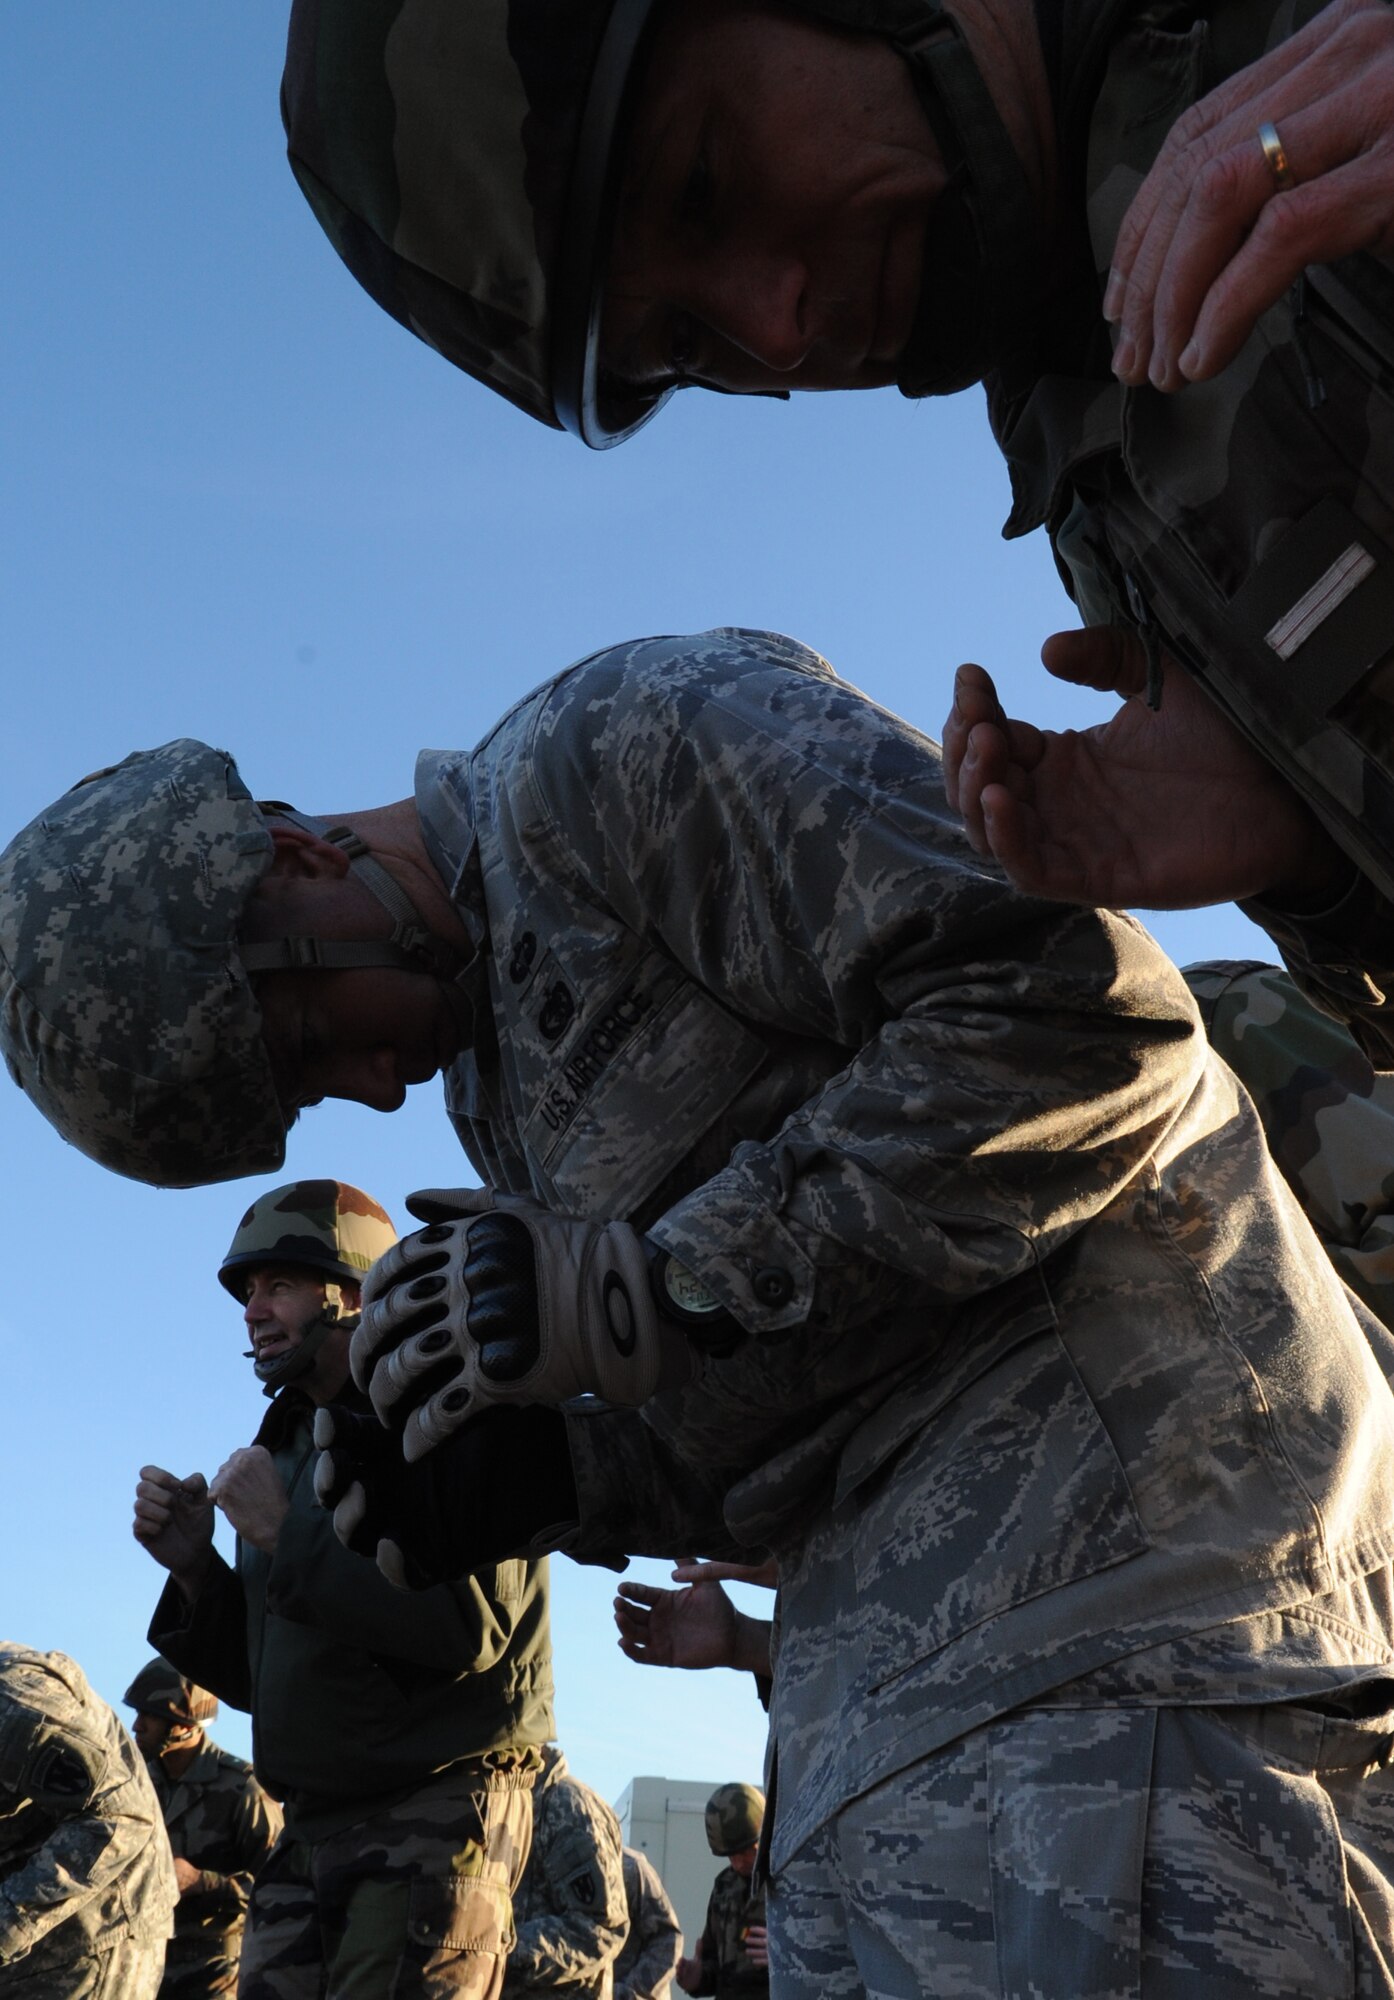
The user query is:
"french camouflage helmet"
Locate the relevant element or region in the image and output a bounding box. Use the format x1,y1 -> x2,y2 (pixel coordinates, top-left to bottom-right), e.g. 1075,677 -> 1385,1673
0,741 -> 465,1188
280,0 -> 1038,443
122,1658 -> 219,1729
220,1178 -> 397,1392
704,1781 -> 765,1856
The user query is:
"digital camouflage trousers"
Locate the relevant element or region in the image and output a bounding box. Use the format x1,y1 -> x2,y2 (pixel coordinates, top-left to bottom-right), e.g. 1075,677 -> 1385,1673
770,1699 -> 1394,1999
238,1757 -> 536,2000
4,1933 -> 167,1999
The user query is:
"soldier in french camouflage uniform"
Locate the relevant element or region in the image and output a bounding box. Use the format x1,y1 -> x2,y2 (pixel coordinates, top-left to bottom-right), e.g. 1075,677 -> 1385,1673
676,1788 -> 766,2000
503,1746 -> 628,2000
280,0 -> 1394,1063
10,629 -> 1394,1993
129,1183 -> 554,2000
0,1643 -> 178,1998
122,1658 -> 281,1998
615,1848 -> 681,2000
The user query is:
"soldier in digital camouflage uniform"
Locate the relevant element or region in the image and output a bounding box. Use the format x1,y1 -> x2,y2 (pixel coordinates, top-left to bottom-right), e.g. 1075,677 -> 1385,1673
677,1787 -> 766,2000
615,1848 -> 680,2000
129,1183 -> 554,2000
122,1658 -> 281,1998
8,628 -> 1394,1993
503,1746 -> 628,2000
280,0 -> 1394,1066
0,1643 -> 178,1998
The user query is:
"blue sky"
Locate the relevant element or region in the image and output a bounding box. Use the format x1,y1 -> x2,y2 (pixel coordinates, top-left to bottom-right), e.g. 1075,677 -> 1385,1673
2,7 -> 1268,1805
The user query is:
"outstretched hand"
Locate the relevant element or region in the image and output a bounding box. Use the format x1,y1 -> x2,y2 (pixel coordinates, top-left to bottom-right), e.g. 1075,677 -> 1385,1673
942,634 -> 1340,910
614,1567 -> 773,1676
1106,0 -> 1394,389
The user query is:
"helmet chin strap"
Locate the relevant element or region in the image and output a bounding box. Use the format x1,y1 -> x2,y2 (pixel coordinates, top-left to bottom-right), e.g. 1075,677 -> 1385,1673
792,0 -> 1043,396
252,1289 -> 360,1398
893,6 -> 1043,395
239,809 -> 473,991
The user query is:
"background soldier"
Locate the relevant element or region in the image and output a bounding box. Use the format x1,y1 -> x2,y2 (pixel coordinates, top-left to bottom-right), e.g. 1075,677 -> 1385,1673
676,1788 -> 766,2000
0,1643 -> 178,1998
122,1658 -> 280,1998
131,1181 -> 554,2000
615,1848 -> 681,2000
504,1743 -> 629,2000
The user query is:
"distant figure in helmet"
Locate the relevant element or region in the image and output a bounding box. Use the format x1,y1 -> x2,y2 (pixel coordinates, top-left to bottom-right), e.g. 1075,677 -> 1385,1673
676,1787 -> 766,2000
121,1658 -> 279,1998
130,1180 -> 555,2000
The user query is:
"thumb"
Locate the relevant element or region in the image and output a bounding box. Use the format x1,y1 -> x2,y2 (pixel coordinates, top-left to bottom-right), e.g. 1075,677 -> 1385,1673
180,1473 -> 210,1502
1041,626 -> 1149,697
406,1185 -> 498,1226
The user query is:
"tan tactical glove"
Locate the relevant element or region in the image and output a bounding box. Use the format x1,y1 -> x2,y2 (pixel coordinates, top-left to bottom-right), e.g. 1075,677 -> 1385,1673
352,1188 -> 715,1462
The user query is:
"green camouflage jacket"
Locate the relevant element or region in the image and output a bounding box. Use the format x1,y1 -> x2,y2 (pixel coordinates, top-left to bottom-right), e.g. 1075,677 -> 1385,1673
690,1868 -> 766,2000
0,1646 -> 178,1978
615,1848 -> 681,2000
150,1389 -> 554,1842
504,1746 -> 628,1997
1185,959 -> 1394,1337
415,628 -> 1394,1867
144,1735 -> 280,1991
988,0 -> 1394,1066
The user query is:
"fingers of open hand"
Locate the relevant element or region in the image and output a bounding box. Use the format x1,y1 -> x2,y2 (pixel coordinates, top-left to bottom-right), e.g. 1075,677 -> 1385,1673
945,668 -> 994,810
1041,627 -> 1150,696
1109,0 -> 1394,382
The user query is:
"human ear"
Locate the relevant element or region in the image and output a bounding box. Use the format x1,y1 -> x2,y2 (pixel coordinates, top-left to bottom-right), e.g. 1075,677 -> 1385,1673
262,820 -> 353,879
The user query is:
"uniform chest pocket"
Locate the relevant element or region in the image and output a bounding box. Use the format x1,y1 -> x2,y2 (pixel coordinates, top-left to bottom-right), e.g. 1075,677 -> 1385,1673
852,1326 -> 1147,1691
521,969 -> 766,1217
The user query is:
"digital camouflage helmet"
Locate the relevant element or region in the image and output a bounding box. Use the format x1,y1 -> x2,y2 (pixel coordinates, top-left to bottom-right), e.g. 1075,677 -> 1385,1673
280,0 -> 1035,445
0,740 -> 467,1188
704,1781 -> 764,1856
122,1659 -> 219,1731
220,1177 -> 397,1394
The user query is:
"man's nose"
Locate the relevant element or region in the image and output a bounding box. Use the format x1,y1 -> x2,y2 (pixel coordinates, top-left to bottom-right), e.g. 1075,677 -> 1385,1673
706,252 -> 810,373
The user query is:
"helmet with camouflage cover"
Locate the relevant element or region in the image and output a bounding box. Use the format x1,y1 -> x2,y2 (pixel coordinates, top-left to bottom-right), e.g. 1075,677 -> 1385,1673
221,1178 -> 397,1393
704,1781 -> 764,1856
0,742 -> 467,1188
280,0 -> 1037,444
282,0 -> 663,448
122,1658 -> 219,1730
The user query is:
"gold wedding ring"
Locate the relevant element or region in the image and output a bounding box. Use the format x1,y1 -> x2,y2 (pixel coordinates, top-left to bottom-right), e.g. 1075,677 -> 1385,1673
1257,120 -> 1296,193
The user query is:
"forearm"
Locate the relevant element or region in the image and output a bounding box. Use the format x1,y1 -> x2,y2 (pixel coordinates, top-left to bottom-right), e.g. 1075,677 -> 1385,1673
1243,871 -> 1394,1069
510,1912 -> 628,1987
149,1555 -> 253,1710
561,1405 -> 749,1563
267,1495 -> 503,1667
0,1812 -> 139,1962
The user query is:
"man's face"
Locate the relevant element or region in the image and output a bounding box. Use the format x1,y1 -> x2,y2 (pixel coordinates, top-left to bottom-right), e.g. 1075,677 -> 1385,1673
601,0 -> 941,401
239,1264 -> 335,1374
253,962 -> 463,1118
131,1713 -> 171,1757
729,1842 -> 759,1879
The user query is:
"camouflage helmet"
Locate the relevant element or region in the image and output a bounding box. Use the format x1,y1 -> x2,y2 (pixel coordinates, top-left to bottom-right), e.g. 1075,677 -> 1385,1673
220,1178 -> 396,1300
122,1658 -> 219,1729
704,1781 -> 764,1856
281,0 -> 664,447
0,743 -> 468,1188
221,1178 -> 397,1392
0,741 -> 283,1188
